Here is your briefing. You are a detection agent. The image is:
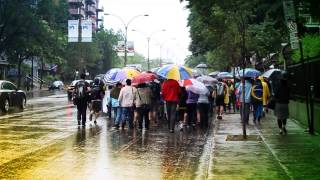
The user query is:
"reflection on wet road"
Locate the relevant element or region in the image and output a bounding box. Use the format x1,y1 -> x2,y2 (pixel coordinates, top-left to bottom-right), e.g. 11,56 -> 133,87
0,93 -> 211,180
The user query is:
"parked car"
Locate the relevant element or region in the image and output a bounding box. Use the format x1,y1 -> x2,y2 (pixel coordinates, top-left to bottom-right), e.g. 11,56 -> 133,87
49,80 -> 64,90
67,80 -> 93,100
0,80 -> 27,112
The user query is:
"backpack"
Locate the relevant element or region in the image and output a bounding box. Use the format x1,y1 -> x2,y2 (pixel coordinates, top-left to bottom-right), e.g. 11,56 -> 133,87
75,80 -> 88,99
150,82 -> 160,100
216,83 -> 225,97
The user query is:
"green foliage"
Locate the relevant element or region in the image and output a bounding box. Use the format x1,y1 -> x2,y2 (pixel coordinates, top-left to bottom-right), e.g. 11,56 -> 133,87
292,34 -> 320,62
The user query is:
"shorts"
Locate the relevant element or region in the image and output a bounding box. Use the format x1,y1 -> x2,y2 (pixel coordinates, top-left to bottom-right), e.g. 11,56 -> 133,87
215,96 -> 225,106
91,100 -> 102,112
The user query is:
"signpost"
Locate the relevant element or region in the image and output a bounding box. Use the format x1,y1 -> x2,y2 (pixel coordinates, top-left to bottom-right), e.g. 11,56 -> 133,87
283,0 -> 299,49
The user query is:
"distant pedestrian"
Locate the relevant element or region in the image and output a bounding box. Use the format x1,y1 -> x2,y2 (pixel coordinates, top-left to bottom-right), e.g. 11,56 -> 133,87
135,83 -> 152,130
274,72 -> 290,135
237,77 -> 252,125
118,79 -> 136,130
251,78 -> 263,124
161,79 -> 181,133
258,76 -> 270,115
197,87 -> 210,129
186,90 -> 199,128
227,80 -> 236,113
111,82 -> 122,129
213,79 -> 227,119
73,73 -> 91,126
149,80 -> 161,123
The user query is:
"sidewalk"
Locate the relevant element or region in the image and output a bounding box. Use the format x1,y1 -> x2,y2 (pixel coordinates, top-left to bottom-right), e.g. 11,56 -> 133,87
206,112 -> 320,180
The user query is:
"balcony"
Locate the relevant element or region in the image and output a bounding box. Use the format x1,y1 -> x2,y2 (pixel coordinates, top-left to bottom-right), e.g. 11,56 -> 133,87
86,0 -> 96,5
86,6 -> 96,15
68,0 -> 84,6
69,8 -> 85,18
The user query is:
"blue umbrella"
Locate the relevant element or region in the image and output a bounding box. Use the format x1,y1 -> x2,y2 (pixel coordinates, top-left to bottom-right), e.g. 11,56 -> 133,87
217,72 -> 233,79
237,68 -> 261,78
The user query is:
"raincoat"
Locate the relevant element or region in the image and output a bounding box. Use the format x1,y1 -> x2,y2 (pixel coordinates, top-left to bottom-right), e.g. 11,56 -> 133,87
258,77 -> 270,106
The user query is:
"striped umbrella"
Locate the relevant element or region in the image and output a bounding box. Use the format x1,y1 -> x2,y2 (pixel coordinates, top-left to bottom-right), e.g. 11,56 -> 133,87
157,65 -> 193,81
104,68 -> 140,83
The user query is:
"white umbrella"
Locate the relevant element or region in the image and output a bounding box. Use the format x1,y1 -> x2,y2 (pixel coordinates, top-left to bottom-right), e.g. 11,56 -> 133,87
181,79 -> 209,95
196,75 -> 218,85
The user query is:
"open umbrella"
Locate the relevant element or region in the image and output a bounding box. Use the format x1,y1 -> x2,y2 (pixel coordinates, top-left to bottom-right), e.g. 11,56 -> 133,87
132,72 -> 157,85
237,68 -> 261,78
157,65 -> 193,81
180,79 -> 209,95
262,69 -> 281,79
217,72 -> 233,79
196,75 -> 218,85
208,71 -> 220,77
104,68 -> 140,83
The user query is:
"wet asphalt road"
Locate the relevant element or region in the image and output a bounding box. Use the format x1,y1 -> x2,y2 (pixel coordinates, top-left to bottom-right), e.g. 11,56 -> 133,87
0,91 -> 212,180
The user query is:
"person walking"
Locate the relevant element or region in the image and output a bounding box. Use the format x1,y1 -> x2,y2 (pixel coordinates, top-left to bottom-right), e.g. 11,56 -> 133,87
186,90 -> 199,129
258,76 -> 270,116
251,78 -> 263,124
237,77 -> 252,125
227,80 -> 236,113
73,73 -> 91,126
274,72 -> 290,135
178,87 -> 188,131
161,79 -> 181,133
110,82 -> 122,129
89,77 -> 105,123
135,83 -> 152,130
197,87 -> 210,129
213,79 -> 227,119
118,79 -> 136,130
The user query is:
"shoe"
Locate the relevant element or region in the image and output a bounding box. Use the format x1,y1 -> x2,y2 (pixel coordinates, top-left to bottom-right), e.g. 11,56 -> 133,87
169,129 -> 174,133
279,129 -> 283,135
94,120 -> 97,124
283,127 -> 287,134
78,121 -> 81,126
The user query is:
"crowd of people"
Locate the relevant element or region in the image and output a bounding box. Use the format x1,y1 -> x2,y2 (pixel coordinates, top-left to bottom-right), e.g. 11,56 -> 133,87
72,71 -> 290,135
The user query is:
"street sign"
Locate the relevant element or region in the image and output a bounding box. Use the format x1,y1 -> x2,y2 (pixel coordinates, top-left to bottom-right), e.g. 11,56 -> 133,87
68,20 -> 79,42
283,0 -> 299,50
81,20 -> 92,42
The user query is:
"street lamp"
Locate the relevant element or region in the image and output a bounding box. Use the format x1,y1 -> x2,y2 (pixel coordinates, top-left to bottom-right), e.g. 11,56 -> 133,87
132,29 -> 166,70
104,13 -> 149,67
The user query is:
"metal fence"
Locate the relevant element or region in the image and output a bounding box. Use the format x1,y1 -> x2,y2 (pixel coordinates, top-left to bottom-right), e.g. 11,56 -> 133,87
287,56 -> 320,102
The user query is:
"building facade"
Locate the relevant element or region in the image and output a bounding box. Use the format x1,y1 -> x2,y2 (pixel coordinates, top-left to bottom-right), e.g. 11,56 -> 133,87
67,0 -> 103,31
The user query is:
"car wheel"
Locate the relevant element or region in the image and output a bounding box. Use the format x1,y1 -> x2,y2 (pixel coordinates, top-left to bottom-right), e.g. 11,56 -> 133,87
20,97 -> 26,110
3,99 -> 9,112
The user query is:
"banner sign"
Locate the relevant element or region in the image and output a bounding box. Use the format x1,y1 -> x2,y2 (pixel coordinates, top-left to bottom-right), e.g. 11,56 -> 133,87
283,0 -> 299,49
81,20 -> 92,42
68,20 -> 79,42
116,41 -> 135,56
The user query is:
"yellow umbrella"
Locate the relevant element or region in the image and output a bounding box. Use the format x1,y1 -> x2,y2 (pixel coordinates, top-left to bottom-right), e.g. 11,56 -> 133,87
157,65 -> 193,81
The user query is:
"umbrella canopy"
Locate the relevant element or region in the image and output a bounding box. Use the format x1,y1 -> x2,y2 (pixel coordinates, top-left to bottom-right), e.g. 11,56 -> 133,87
208,71 -> 220,77
217,72 -> 233,79
237,68 -> 261,78
132,72 -> 157,85
157,65 -> 193,81
196,75 -> 218,85
195,63 -> 208,68
104,68 -> 140,83
262,69 -> 281,79
180,79 -> 209,95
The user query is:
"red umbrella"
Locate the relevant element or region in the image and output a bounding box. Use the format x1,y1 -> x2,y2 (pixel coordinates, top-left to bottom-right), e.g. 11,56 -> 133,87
132,72 -> 157,85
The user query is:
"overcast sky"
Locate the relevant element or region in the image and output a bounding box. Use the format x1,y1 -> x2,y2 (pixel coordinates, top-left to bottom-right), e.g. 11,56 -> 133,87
101,0 -> 191,65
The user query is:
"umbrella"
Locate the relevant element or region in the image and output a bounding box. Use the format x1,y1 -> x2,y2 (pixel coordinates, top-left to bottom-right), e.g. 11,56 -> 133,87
180,79 -> 209,95
196,75 -> 218,85
104,68 -> 140,83
217,72 -> 233,79
192,69 -> 203,77
208,71 -> 220,77
237,68 -> 261,78
157,65 -> 193,81
262,69 -> 281,79
132,72 -> 157,85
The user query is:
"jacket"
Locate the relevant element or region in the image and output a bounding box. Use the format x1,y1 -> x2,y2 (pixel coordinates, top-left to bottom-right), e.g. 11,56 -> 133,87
118,86 -> 137,107
161,79 -> 181,103
237,80 -> 252,103
135,87 -> 152,107
186,90 -> 199,104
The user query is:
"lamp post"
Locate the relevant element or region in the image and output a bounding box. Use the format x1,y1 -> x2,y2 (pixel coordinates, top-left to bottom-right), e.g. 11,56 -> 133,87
132,29 -> 166,70
104,13 -> 149,67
